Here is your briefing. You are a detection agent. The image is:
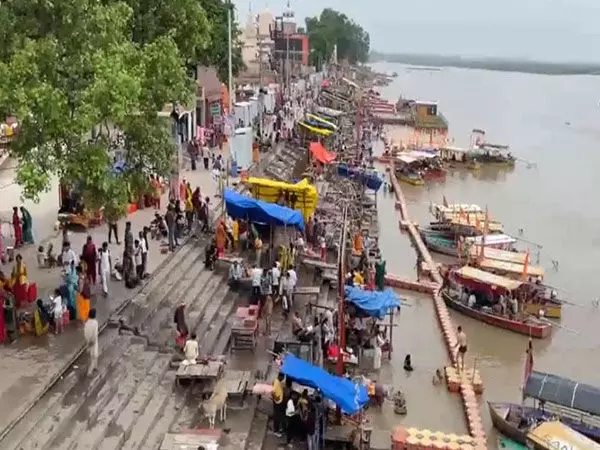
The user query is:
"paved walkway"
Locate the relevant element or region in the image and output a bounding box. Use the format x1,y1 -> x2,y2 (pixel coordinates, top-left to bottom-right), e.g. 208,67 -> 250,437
0,153 -> 229,441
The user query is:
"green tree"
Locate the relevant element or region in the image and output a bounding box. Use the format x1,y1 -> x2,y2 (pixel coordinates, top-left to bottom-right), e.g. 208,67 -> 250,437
305,9 -> 370,68
0,0 -> 198,218
196,0 -> 245,82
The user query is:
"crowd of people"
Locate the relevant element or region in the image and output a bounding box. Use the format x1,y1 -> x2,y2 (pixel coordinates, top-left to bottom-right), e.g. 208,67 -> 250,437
272,372 -> 325,450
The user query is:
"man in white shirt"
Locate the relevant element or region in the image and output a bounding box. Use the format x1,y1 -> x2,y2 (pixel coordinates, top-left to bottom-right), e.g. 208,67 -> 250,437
52,288 -> 64,334
99,242 -> 111,296
61,242 -> 78,267
183,333 -> 199,364
84,308 -> 99,375
228,260 -> 243,290
139,231 -> 148,278
271,262 -> 281,301
468,293 -> 476,308
134,239 -> 143,280
287,267 -> 297,306
251,265 -> 263,304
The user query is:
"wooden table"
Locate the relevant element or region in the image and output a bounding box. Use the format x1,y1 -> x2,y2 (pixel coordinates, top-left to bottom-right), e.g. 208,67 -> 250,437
175,361 -> 224,387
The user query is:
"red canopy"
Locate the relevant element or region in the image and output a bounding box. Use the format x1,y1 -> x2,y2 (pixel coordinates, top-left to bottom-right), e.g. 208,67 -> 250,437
310,142 -> 336,164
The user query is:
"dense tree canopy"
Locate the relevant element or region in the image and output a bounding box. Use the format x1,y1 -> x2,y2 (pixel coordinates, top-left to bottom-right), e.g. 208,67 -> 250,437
197,0 -> 245,83
0,0 -> 243,219
305,9 -> 370,68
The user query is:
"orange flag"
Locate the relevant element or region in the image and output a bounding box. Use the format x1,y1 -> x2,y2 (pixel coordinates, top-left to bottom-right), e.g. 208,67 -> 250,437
521,250 -> 530,281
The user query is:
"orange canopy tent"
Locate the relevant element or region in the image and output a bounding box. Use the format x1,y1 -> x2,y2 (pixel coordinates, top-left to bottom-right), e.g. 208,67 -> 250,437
310,142 -> 336,164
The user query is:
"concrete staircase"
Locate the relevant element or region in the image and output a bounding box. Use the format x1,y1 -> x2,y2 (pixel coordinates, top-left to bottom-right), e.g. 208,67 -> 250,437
1,238 -> 243,450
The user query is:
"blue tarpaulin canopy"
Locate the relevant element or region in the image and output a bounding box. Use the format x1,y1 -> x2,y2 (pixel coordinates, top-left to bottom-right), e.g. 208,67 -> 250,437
344,286 -> 401,319
281,355 -> 369,414
337,164 -> 384,192
224,189 -> 305,231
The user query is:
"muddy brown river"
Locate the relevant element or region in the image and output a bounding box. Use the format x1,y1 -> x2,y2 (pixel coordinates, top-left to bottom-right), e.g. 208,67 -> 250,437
370,62 -> 600,444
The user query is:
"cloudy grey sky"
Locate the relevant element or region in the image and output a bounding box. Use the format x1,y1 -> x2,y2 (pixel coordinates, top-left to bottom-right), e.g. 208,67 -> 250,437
232,0 -> 600,62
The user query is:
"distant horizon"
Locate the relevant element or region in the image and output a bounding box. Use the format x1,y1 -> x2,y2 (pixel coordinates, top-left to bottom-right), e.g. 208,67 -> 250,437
369,51 -> 600,76
371,50 -> 600,66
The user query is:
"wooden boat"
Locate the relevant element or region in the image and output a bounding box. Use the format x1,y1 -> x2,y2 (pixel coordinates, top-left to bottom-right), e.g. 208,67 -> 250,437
420,231 -> 458,256
442,291 -> 551,338
443,266 -> 552,338
489,402 -> 600,445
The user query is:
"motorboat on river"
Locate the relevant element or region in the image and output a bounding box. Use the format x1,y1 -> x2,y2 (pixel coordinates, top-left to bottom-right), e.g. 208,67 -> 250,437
490,370 -> 600,445
441,266 -> 552,338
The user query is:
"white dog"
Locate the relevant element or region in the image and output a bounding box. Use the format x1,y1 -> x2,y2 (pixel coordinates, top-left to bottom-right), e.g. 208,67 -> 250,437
202,379 -> 228,428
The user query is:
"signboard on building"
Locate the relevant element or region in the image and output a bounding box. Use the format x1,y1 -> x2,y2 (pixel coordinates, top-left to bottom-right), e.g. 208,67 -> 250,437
210,103 -> 221,117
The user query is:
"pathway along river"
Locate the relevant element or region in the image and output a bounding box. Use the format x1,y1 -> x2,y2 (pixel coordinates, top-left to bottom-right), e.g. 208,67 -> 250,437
371,62 -> 600,436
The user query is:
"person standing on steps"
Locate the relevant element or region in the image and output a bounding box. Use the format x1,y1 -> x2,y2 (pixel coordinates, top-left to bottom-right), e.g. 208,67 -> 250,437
12,206 -> 22,248
107,219 -> 120,245
84,308 -> 99,376
139,231 -> 148,278
98,242 -> 111,297
166,205 -> 176,251
123,221 -> 135,285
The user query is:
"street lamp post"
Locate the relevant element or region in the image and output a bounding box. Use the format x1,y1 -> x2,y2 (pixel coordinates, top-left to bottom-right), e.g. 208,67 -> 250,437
227,0 -> 233,113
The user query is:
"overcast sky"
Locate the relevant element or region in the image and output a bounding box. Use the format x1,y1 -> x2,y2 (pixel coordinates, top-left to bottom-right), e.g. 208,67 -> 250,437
232,0 -> 600,62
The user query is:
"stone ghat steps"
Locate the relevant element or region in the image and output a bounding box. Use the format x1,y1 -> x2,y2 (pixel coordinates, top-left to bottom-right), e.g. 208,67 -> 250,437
139,285 -> 237,450
57,277 -> 231,450
4,241 -> 219,450
1,242 -> 202,449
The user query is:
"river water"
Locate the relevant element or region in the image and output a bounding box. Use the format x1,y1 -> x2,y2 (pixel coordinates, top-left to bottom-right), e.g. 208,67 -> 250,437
369,62 -> 600,442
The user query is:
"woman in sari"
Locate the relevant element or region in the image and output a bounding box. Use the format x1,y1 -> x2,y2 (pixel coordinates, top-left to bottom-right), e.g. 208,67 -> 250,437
33,299 -> 50,336
12,207 -> 22,248
20,206 -> 34,245
10,254 -> 28,308
352,232 -> 364,255
76,265 -> 91,322
173,303 -> 188,348
215,219 -> 227,257
64,261 -> 79,320
375,258 -> 386,291
232,219 -> 239,252
81,236 -> 97,284
152,176 -> 162,209
0,285 -> 8,344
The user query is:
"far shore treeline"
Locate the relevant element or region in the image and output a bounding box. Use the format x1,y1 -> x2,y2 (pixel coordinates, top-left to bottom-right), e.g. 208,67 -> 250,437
369,51 -> 600,76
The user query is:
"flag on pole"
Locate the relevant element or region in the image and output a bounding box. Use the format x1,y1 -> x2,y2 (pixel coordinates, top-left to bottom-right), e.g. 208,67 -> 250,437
442,195 -> 449,208
521,250 -> 530,281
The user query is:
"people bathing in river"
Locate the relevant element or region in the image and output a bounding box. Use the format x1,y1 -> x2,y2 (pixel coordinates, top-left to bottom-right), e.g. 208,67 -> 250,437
403,354 -> 413,372
432,369 -> 444,385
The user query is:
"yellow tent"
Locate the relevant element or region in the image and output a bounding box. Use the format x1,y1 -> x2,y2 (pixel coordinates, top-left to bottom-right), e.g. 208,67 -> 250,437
246,177 -> 318,219
298,121 -> 334,136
